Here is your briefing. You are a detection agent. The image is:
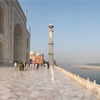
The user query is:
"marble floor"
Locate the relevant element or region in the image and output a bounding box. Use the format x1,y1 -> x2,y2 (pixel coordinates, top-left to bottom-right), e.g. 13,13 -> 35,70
0,66 -> 100,100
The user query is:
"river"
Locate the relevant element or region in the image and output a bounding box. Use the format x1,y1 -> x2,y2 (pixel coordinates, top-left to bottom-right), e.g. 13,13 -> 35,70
58,64 -> 100,85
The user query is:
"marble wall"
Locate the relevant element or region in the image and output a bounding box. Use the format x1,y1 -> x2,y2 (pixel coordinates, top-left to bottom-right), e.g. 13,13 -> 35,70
0,0 -> 30,64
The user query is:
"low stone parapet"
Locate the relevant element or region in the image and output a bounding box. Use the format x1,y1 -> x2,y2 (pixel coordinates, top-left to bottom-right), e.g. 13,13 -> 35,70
54,65 -> 100,96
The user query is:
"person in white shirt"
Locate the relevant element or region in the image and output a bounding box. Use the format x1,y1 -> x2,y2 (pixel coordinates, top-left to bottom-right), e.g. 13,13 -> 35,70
14,62 -> 17,70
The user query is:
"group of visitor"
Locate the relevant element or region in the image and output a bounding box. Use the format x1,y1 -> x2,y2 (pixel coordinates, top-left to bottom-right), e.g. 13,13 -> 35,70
14,61 -> 28,71
14,61 -> 50,71
30,63 -> 43,69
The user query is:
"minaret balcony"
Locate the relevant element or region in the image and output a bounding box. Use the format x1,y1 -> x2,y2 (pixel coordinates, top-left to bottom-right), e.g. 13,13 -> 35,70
48,53 -> 54,55
48,43 -> 54,45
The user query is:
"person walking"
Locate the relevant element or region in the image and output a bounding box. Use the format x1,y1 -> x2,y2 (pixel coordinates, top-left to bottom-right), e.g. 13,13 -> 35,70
14,62 -> 17,70
47,62 -> 49,69
19,62 -> 21,71
26,63 -> 28,70
37,63 -> 39,69
22,62 -> 24,70
33,63 -> 35,69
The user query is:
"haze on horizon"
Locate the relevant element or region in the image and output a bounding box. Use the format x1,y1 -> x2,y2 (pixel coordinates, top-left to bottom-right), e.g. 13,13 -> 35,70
19,0 -> 100,65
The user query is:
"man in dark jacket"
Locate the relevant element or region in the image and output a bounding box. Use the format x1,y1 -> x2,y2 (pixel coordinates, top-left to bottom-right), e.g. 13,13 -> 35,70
47,62 -> 49,69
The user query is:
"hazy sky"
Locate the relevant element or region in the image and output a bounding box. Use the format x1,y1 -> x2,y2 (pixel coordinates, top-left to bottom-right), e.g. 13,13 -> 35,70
18,0 -> 100,65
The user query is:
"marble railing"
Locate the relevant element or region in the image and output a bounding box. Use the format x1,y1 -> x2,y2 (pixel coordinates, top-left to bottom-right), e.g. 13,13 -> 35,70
54,65 -> 100,96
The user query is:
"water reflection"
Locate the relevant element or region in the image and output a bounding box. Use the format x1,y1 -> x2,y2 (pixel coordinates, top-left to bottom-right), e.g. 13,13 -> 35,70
59,64 -> 100,85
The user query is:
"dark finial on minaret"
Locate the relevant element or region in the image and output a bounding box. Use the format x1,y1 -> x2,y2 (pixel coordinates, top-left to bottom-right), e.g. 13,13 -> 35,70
49,23 -> 54,29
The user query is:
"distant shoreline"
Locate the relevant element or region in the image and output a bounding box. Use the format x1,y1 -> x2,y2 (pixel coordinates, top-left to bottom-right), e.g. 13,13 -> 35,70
71,65 -> 100,71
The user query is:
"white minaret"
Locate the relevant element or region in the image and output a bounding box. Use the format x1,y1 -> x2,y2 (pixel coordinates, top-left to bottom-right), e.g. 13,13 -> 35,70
48,23 -> 54,66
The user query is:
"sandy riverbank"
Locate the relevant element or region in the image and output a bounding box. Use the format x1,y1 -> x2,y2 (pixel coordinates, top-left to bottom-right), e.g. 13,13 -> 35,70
71,65 -> 100,70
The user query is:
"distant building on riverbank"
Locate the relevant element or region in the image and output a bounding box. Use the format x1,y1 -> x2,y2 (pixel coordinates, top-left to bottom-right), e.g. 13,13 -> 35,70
30,50 -> 44,64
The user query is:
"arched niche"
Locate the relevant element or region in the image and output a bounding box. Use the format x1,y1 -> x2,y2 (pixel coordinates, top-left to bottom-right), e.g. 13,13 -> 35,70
14,23 -> 24,62
0,4 -> 4,35
26,53 -> 29,63
0,41 -> 4,64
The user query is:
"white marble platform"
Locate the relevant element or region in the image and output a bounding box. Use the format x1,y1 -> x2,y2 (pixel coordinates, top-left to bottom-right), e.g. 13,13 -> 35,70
0,66 -> 100,100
